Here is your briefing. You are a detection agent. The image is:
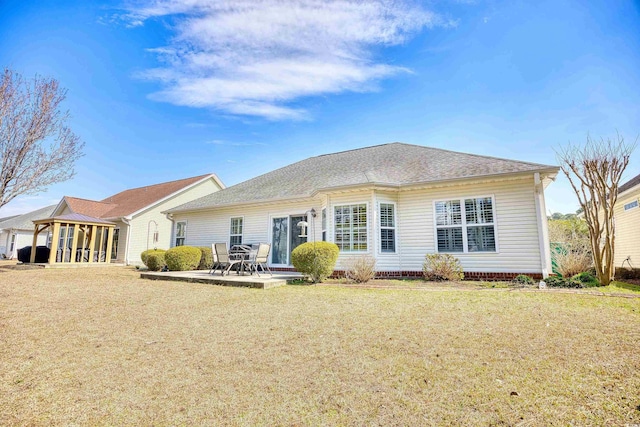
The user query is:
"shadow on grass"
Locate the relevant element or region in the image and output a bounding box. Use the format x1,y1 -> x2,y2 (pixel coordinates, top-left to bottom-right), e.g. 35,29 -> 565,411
609,281 -> 640,293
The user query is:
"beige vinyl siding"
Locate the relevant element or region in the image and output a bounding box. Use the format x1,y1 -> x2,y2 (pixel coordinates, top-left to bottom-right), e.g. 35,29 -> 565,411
110,220 -> 128,262
397,176 -> 542,273
172,199 -> 323,260
614,186 -> 640,268
1,230 -> 48,258
174,176 -> 546,273
0,230 -> 8,255
126,178 -> 222,265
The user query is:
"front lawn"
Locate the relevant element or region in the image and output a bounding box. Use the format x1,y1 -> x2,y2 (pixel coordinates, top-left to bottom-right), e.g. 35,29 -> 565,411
1,267 -> 639,425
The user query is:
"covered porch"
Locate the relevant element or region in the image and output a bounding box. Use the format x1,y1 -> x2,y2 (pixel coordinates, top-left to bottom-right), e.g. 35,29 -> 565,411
30,213 -> 116,265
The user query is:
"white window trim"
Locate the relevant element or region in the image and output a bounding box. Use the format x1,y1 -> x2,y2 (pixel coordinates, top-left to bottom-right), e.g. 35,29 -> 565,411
229,216 -> 244,246
378,201 -> 397,254
268,215 -> 290,267
175,221 -> 187,247
433,195 -> 499,254
321,207 -> 327,242
332,201 -> 370,253
623,199 -> 639,211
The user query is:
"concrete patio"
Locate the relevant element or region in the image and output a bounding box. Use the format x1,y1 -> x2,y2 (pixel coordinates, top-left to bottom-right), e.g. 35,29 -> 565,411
140,270 -> 302,289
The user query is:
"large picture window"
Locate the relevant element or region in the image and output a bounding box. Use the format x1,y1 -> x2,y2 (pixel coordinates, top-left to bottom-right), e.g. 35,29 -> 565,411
379,203 -> 396,253
435,196 -> 496,253
334,204 -> 367,251
230,217 -> 243,246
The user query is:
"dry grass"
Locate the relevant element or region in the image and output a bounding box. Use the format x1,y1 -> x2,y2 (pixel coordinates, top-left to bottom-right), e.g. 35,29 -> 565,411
1,268 -> 639,426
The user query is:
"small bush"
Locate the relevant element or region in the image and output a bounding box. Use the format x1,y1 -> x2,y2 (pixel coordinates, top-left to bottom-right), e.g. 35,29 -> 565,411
344,255 -> 377,283
573,271 -> 600,287
140,249 -> 166,271
291,242 -> 339,283
423,253 -> 464,281
195,246 -> 213,270
165,246 -> 201,271
512,274 -> 534,286
545,275 -> 582,288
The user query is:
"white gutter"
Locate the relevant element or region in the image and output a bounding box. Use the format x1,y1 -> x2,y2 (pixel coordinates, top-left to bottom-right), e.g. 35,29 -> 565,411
534,172 -> 552,278
165,169 -> 559,216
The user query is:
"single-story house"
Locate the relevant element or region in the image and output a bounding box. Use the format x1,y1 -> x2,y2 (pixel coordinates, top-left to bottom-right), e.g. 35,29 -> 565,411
49,173 -> 225,265
0,173 -> 224,265
166,142 -> 559,279
0,205 -> 56,259
613,173 -> 640,268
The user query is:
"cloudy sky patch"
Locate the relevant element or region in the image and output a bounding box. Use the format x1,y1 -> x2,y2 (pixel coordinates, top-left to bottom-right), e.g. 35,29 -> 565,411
124,0 -> 444,120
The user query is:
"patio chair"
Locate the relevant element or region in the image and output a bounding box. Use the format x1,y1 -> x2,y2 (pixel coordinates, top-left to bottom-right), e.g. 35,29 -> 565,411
213,242 -> 243,276
242,243 -> 272,277
208,243 -> 220,274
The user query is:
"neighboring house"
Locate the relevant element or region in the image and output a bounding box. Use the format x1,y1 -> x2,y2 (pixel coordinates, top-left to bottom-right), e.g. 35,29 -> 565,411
613,173 -> 640,269
48,173 -> 225,265
0,205 -> 56,259
167,143 -> 559,279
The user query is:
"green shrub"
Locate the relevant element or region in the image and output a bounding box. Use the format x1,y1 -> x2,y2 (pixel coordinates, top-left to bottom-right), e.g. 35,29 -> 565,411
291,242 -> 339,283
165,246 -> 201,271
140,249 -> 166,271
195,246 -> 213,270
544,276 -> 582,288
422,253 -> 464,281
512,274 -> 535,286
572,271 -> 600,287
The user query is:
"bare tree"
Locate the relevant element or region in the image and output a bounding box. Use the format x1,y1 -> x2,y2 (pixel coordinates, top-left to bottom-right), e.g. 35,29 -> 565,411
0,67 -> 84,209
556,133 -> 636,285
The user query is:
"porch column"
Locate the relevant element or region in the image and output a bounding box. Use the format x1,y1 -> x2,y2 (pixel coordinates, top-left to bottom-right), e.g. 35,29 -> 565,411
48,222 -> 61,264
29,225 -> 40,263
105,227 -> 114,264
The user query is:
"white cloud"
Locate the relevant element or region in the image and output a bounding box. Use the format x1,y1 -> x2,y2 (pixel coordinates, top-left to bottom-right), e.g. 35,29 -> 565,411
123,0 -> 445,120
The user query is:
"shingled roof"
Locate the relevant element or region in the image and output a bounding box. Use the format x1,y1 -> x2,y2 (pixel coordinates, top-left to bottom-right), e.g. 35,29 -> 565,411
0,205 -> 57,231
169,142 -> 558,212
619,173 -> 640,194
61,174 -> 216,219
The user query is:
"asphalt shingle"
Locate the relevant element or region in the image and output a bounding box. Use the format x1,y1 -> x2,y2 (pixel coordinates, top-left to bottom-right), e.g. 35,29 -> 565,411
169,142 -> 558,212
0,205 -> 57,231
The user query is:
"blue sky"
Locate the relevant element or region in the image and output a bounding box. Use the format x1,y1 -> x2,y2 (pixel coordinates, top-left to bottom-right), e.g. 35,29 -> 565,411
0,0 -> 639,217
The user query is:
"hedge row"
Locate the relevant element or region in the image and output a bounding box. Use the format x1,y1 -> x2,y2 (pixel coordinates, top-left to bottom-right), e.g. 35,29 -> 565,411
140,245 -> 214,271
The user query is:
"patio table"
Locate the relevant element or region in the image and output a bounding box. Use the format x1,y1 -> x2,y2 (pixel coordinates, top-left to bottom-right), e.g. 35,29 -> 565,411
227,245 -> 252,275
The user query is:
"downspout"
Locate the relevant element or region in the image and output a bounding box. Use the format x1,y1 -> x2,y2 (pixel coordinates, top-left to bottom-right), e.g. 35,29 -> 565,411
122,217 -> 132,266
165,212 -> 175,247
533,173 -> 552,278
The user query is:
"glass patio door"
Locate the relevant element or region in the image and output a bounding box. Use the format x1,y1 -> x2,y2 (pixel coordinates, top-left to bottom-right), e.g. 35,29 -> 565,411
271,215 -> 307,265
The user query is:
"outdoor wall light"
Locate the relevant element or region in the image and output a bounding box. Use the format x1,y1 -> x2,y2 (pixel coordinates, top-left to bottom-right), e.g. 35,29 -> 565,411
297,220 -> 309,238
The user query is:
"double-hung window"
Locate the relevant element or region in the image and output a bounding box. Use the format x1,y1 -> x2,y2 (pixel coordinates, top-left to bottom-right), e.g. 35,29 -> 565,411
334,204 -> 367,251
379,203 -> 396,253
175,221 -> 186,246
435,196 -> 496,252
230,217 -> 243,246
